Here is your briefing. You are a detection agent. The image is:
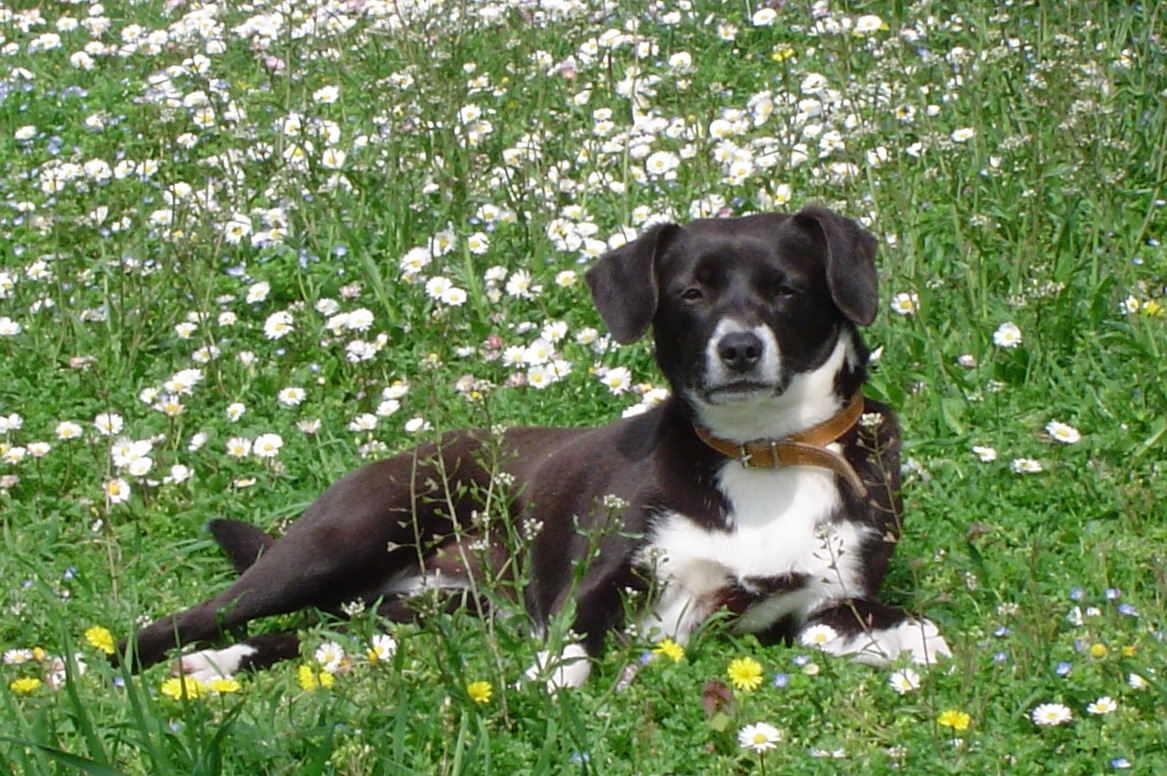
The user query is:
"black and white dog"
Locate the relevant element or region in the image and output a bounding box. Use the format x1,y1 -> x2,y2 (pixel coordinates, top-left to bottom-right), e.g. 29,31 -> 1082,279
118,205 -> 949,687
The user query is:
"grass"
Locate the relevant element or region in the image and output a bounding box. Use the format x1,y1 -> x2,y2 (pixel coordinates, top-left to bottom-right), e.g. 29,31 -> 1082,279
1,0 -> 1165,772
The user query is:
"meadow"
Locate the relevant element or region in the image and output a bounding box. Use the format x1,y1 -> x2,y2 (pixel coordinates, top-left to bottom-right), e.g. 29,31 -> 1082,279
1,0 -> 1165,772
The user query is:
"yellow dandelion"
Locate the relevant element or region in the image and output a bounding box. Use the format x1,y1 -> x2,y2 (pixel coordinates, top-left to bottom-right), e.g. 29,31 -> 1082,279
160,676 -> 207,700
84,626 -> 115,655
208,677 -> 241,694
466,680 -> 492,704
298,664 -> 334,691
771,46 -> 795,62
10,677 -> 42,694
937,709 -> 971,732
727,656 -> 764,692
1089,643 -> 1108,659
652,639 -> 685,663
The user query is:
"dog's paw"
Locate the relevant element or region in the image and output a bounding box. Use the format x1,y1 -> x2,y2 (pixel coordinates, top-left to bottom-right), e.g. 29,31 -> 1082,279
900,618 -> 951,665
524,643 -> 591,691
849,619 -> 951,667
173,644 -> 257,682
805,618 -> 950,667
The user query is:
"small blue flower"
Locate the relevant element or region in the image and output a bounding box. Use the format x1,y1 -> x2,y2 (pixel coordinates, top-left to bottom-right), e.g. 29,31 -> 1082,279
1110,758 -> 1132,770
1056,662 -> 1072,677
1069,586 -> 1084,601
791,655 -> 810,667
994,626 -> 1009,638
638,651 -> 655,665
1105,588 -> 1121,600
1118,603 -> 1138,617
773,672 -> 789,688
992,651 -> 1008,663
569,753 -> 590,764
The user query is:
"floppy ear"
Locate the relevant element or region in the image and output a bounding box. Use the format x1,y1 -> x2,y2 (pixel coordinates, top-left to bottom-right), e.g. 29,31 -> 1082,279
793,205 -> 879,326
585,223 -> 678,344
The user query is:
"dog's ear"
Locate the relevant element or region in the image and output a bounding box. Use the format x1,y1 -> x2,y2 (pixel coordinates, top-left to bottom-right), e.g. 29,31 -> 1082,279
585,223 -> 678,344
793,206 -> 879,326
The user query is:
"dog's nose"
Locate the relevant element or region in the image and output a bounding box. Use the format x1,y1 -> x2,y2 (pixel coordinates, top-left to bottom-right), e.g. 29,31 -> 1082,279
717,331 -> 764,372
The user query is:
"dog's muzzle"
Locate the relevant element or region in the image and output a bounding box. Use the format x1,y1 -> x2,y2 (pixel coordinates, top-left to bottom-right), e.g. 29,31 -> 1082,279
716,330 -> 764,373
703,322 -> 782,402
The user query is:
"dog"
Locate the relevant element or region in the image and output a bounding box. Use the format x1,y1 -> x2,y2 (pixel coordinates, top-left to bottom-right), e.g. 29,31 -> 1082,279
117,204 -> 950,688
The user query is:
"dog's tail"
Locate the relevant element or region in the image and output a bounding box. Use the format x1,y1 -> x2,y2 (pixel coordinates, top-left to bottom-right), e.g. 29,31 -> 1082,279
207,518 -> 276,574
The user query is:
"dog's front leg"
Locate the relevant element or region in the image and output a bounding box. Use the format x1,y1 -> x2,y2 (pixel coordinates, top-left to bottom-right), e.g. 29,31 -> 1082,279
521,562 -> 641,691
524,642 -> 592,690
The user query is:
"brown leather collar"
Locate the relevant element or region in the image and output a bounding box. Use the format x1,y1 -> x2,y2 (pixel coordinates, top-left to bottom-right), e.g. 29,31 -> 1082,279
693,393 -> 868,496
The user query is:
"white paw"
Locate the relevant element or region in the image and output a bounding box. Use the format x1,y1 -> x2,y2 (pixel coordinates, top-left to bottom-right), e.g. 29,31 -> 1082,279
172,644 -> 256,682
808,619 -> 951,667
524,643 -> 591,691
902,619 -> 951,665
852,619 -> 951,667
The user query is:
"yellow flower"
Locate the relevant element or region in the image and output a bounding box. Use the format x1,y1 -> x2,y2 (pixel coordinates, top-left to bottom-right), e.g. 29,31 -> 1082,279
10,677 -> 42,694
652,639 -> 685,663
727,657 -> 764,692
771,46 -> 795,62
84,626 -> 115,655
208,677 -> 241,694
1089,643 -> 1108,659
160,676 -> 207,700
937,709 -> 971,732
466,680 -> 492,704
298,664 -> 334,691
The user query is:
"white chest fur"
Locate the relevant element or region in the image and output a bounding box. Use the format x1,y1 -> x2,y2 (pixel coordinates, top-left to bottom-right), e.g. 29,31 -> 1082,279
637,458 -> 871,642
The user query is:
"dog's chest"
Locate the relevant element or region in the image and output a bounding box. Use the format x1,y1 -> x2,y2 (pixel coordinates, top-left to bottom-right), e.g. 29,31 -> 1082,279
637,460 -> 871,640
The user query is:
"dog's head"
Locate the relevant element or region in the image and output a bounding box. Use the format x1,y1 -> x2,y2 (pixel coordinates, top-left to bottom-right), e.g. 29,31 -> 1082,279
586,205 -> 879,437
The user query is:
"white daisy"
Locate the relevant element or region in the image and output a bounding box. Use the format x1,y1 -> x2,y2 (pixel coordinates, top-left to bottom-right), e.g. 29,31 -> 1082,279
1031,702 -> 1073,726
253,433 -> 283,458
1045,420 -> 1081,445
314,641 -> 346,673
799,624 -> 839,649
992,321 -> 1022,348
1086,696 -> 1117,715
889,292 -> 918,315
737,722 -> 781,752
888,667 -> 921,695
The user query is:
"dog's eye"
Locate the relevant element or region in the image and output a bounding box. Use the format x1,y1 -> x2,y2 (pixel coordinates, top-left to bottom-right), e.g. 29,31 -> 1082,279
680,287 -> 704,302
773,284 -> 797,299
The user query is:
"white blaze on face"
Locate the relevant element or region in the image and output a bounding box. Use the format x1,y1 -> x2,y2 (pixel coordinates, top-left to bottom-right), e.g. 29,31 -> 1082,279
703,318 -> 781,391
